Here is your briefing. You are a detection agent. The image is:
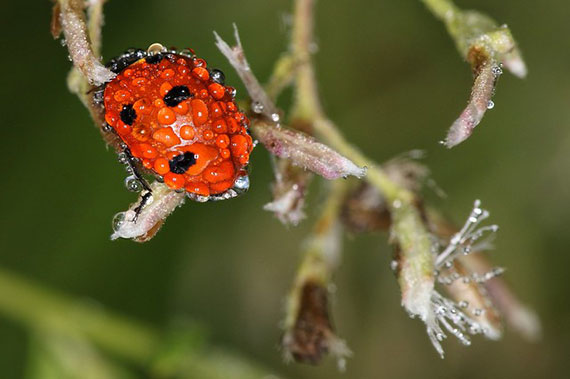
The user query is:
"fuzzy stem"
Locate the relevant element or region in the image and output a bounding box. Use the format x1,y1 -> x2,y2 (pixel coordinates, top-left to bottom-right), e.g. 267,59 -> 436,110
286,0 -> 435,323
420,0 -> 458,21
282,180 -> 351,365
290,0 -> 322,122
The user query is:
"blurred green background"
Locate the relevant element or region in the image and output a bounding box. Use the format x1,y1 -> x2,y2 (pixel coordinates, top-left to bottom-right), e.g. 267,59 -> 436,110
1,0 -> 569,378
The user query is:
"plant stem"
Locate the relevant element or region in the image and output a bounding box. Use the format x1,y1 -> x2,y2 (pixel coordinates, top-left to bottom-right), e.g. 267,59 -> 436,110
0,268 -> 157,363
420,0 -> 458,21
0,268 -> 285,378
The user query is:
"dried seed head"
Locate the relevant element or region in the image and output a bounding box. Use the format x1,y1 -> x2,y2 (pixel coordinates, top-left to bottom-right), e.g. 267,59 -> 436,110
341,183 -> 390,233
282,282 -> 351,367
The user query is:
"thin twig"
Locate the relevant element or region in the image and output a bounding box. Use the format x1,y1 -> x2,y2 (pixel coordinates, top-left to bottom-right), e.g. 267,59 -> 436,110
56,0 -> 115,86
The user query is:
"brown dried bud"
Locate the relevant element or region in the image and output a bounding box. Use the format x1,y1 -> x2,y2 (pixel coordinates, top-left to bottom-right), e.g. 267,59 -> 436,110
282,281 -> 332,364
341,183 -> 390,233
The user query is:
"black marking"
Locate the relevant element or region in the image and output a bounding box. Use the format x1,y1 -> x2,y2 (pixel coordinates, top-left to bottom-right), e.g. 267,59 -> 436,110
145,53 -> 163,64
106,48 -> 146,74
169,152 -> 196,174
163,85 -> 192,107
120,104 -> 137,125
210,69 -> 225,85
133,191 -> 152,222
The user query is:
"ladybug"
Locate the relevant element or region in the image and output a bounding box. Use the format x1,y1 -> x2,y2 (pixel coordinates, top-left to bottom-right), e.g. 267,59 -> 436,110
95,43 -> 253,205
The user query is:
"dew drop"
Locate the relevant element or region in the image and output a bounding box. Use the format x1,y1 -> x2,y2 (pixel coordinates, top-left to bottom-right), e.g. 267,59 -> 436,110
147,42 -> 166,55
492,66 -> 503,76
117,152 -> 128,165
112,212 -> 126,232
390,260 -> 399,271
124,176 -> 142,192
210,69 -> 225,85
251,101 -> 264,114
487,100 -> 495,109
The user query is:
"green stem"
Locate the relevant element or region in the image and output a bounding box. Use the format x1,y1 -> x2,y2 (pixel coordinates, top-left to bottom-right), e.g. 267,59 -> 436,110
0,268 -> 285,378
0,268 -> 157,363
420,0 -> 458,21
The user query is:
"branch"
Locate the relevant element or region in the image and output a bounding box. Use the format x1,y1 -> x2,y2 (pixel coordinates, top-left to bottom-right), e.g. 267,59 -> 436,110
254,121 -> 366,180
54,0 -> 115,86
214,26 -> 281,123
421,0 -> 527,147
282,181 -> 351,368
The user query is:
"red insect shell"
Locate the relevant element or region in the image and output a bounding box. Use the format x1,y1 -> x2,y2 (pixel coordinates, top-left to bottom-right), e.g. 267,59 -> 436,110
103,52 -> 253,198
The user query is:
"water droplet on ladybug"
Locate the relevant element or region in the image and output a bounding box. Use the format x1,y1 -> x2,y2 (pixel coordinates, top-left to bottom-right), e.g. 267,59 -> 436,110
210,69 -> 226,85
117,152 -> 128,164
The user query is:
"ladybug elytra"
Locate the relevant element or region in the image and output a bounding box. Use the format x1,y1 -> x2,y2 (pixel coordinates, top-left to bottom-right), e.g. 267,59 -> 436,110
98,44 -> 253,202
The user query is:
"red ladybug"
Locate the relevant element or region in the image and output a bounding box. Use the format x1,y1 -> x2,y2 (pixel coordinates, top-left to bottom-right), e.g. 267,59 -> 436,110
97,44 -> 253,202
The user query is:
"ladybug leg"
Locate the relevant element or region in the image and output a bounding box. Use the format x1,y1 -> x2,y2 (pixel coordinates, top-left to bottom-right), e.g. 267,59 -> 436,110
122,148 -> 152,192
133,191 -> 153,222
120,148 -> 153,222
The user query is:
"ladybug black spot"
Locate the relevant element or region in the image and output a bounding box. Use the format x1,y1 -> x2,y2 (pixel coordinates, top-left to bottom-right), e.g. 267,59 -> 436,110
169,152 -> 196,174
164,85 -> 192,107
120,104 -> 137,125
145,53 -> 163,64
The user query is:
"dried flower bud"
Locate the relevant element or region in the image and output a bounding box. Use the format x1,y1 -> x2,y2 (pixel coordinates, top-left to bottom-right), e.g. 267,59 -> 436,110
426,205 -> 540,341
341,183 -> 390,233
264,161 -> 311,225
383,150 -> 433,194
282,282 -> 336,364
395,199 -> 509,357
111,182 -> 185,242
444,260 -> 503,340
254,122 -> 366,180
422,2 -> 527,147
460,253 -> 541,341
444,57 -> 501,148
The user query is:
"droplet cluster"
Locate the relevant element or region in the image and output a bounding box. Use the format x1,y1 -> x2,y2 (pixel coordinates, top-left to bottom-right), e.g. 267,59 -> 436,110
103,50 -> 253,197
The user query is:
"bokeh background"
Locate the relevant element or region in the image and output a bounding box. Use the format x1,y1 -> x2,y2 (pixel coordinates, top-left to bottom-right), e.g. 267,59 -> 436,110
1,0 -> 569,378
